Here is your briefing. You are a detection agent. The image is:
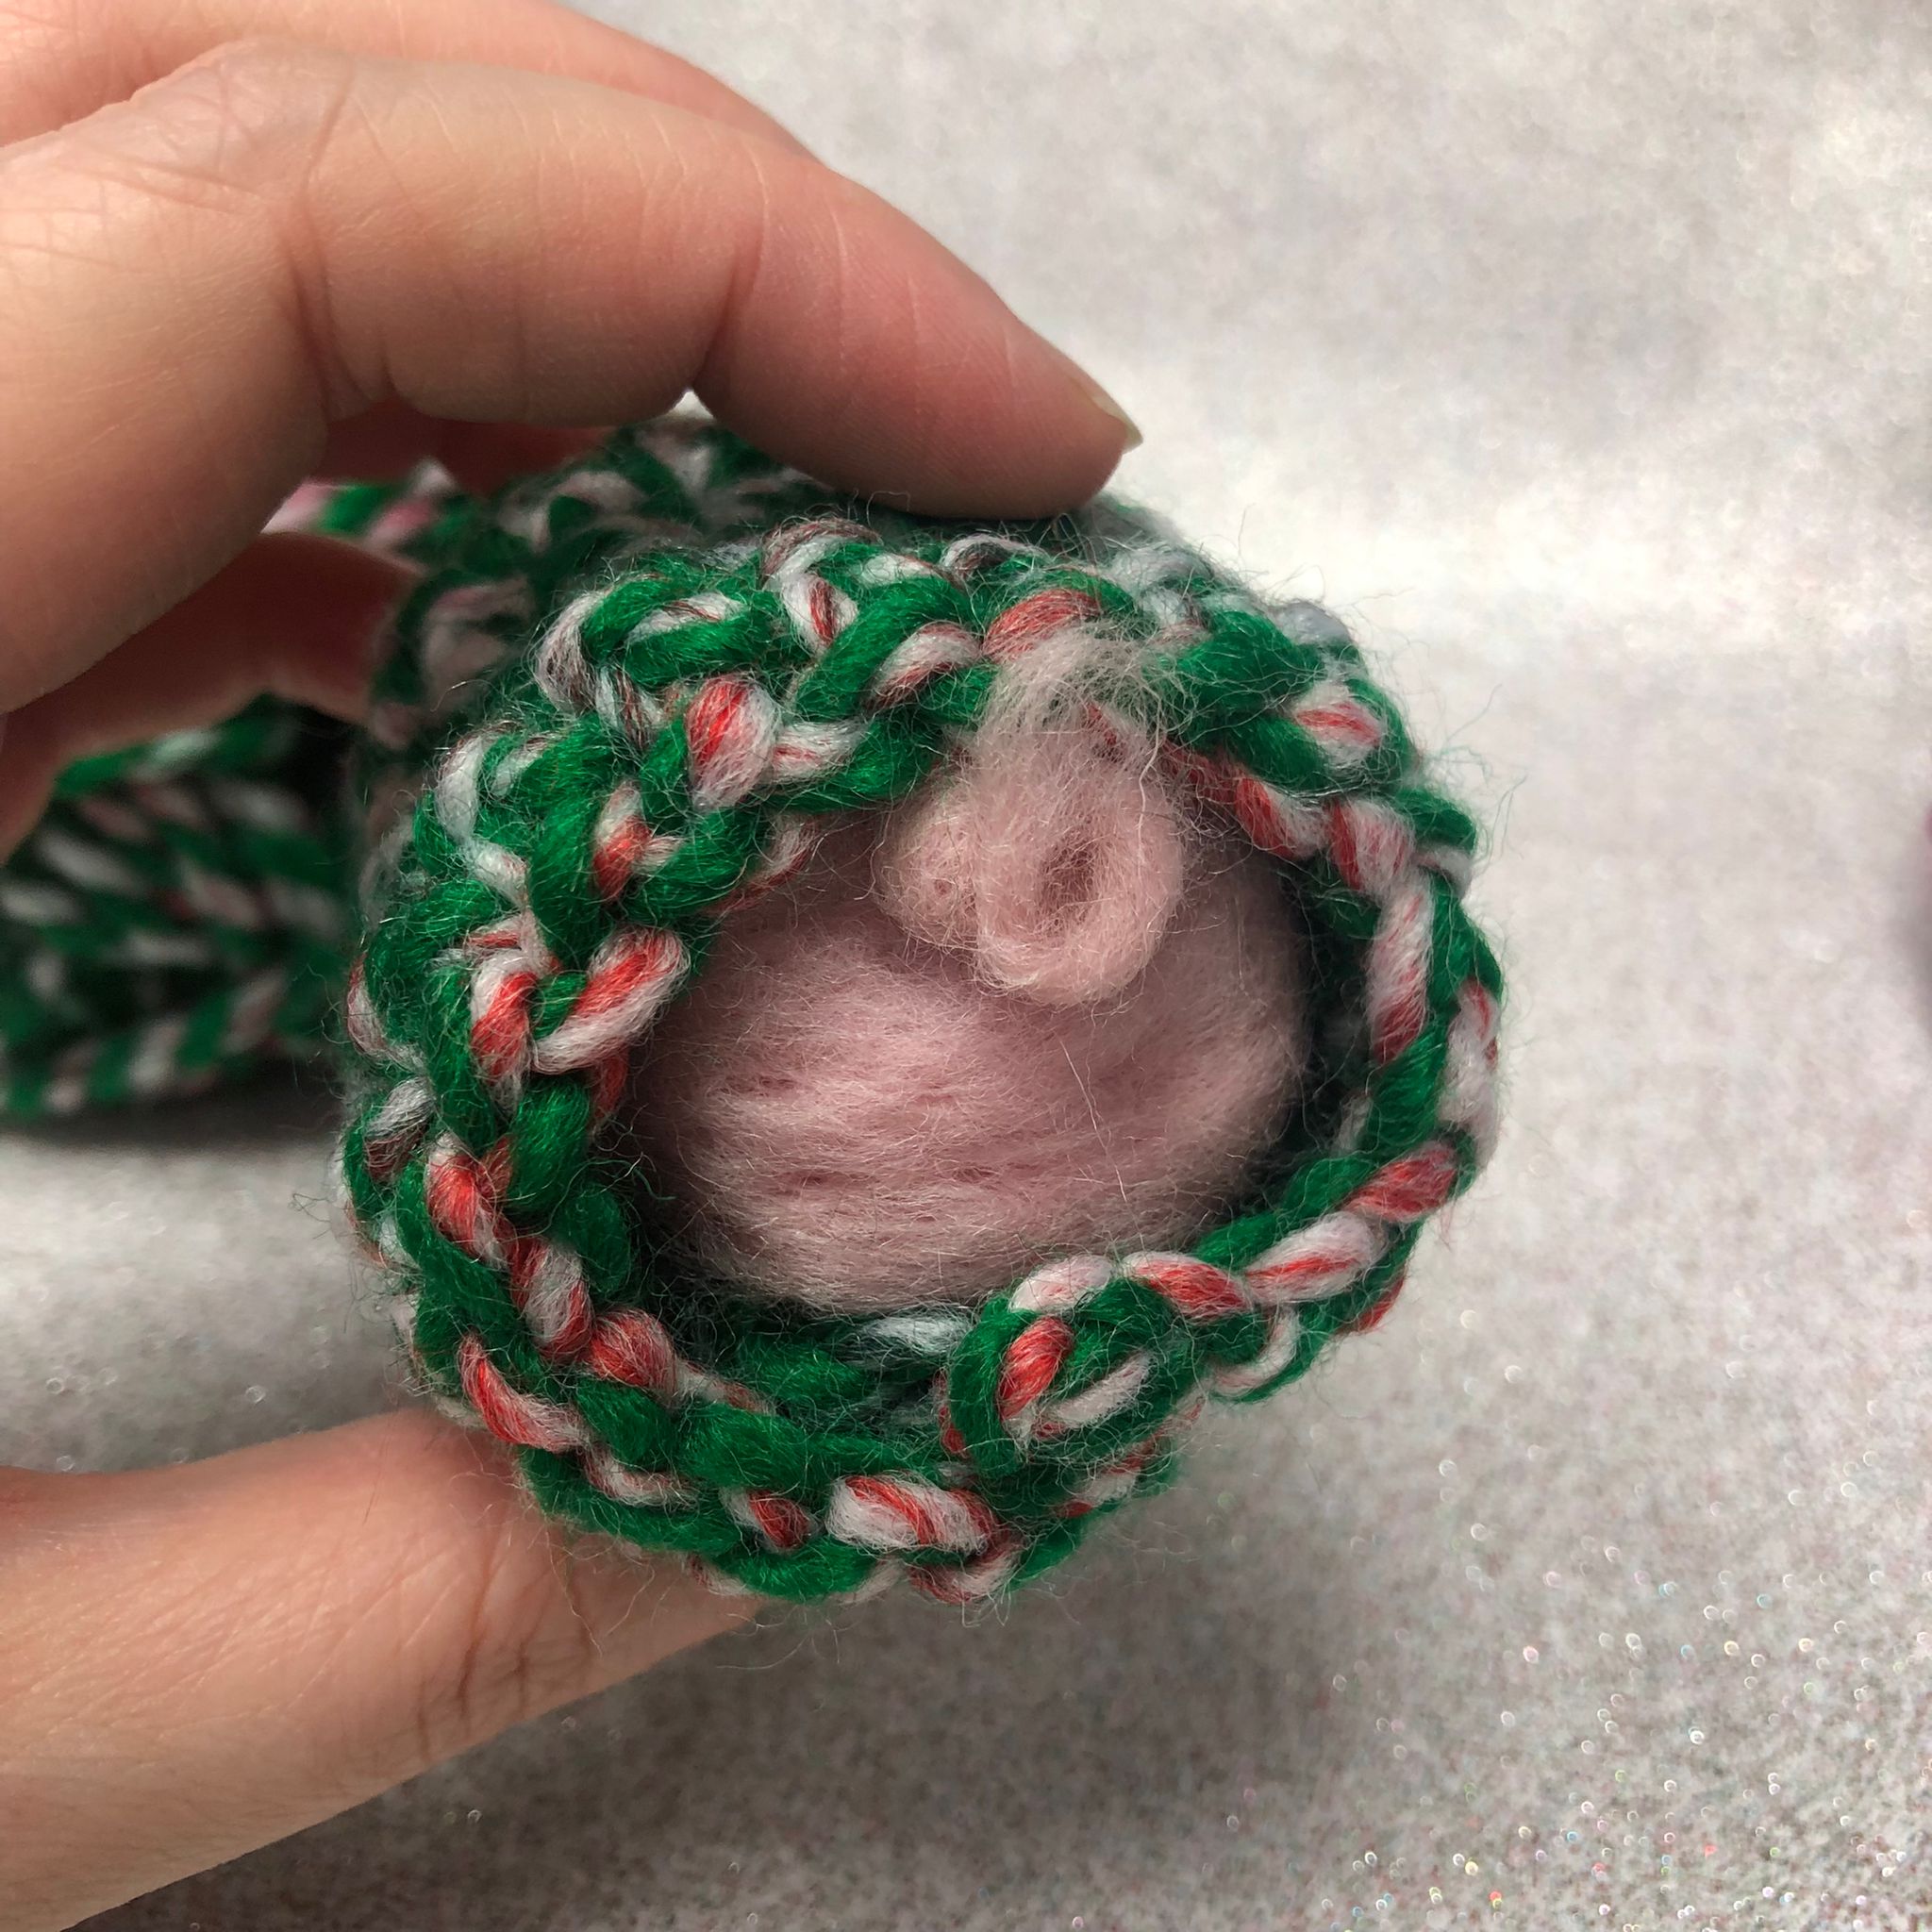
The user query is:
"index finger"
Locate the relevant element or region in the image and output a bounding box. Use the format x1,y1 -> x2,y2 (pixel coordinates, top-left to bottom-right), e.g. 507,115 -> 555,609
0,40 -> 1136,711
0,0 -> 813,150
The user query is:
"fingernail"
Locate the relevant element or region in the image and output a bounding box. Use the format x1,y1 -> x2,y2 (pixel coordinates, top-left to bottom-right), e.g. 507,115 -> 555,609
1078,374 -> 1142,451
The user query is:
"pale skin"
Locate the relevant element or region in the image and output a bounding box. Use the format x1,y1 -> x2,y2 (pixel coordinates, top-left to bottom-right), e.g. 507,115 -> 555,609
0,4 -> 1136,1923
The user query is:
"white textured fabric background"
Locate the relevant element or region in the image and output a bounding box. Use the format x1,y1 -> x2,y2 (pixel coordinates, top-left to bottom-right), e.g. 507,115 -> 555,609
6,2 -> 1929,1925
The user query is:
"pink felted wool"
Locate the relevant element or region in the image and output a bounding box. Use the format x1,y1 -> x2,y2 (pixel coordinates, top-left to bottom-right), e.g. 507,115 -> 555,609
625,710 -> 1310,1312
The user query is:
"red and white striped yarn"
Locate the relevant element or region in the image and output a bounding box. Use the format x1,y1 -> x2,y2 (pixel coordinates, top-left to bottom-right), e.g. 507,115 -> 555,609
866,621 -> 981,706
442,1226 -> 1026,1588
718,813 -> 820,911
587,780 -> 819,914
763,523 -> 863,651
846,549 -> 984,704
763,718 -> 867,784
357,1074 -> 437,1184
1157,729 -> 1488,1133
427,1166 -> 797,1524
22,963 -> 293,1116
588,782 -> 681,899
760,518 -> 993,758
23,824 -> 148,898
684,674 -> 781,809
455,1334 -> 590,1455
533,584 -> 750,749
937,530 -> 1053,579
969,1134 -> 1465,1434
427,1139 -> 595,1357
420,1127 -> 1031,1587
369,578 -> 535,752
824,1474 -> 1001,1556
1367,872 -> 1435,1067
534,929 -> 688,1078
496,458 -> 749,564
582,1448 -> 698,1510
530,577 -> 872,798
504,466 -> 645,544
759,516 -> 1160,705
1440,976 -> 1503,1160
582,1305 -> 759,1412
1058,1415 -> 1195,1517
412,721 -> 697,1103
1289,677 -> 1390,769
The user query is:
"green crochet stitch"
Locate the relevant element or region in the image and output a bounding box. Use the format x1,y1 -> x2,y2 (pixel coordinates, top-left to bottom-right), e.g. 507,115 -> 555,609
0,416 -> 1503,1604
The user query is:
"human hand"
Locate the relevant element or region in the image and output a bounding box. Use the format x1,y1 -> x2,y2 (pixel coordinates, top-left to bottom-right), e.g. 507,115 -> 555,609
0,0 -> 1134,854
0,3 -> 1135,1922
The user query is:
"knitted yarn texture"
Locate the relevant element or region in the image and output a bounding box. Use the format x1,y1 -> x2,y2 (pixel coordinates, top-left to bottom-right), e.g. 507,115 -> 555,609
0,417 -> 1504,1604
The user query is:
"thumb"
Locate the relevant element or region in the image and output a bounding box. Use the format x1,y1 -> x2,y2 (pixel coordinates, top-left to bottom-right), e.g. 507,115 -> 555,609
0,1410 -> 747,1928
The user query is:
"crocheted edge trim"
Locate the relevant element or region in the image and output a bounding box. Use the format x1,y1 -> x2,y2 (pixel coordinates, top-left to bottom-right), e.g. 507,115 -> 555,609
336,425 -> 1504,1605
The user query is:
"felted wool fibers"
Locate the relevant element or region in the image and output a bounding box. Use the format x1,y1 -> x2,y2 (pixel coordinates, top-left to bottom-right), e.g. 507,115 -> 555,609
625,758 -> 1308,1312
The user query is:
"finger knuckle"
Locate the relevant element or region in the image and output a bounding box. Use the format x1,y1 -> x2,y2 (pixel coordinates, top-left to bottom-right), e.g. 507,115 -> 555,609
163,34 -> 358,131
6,36 -> 358,223
403,1518 -> 602,1769
125,36 -> 356,197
